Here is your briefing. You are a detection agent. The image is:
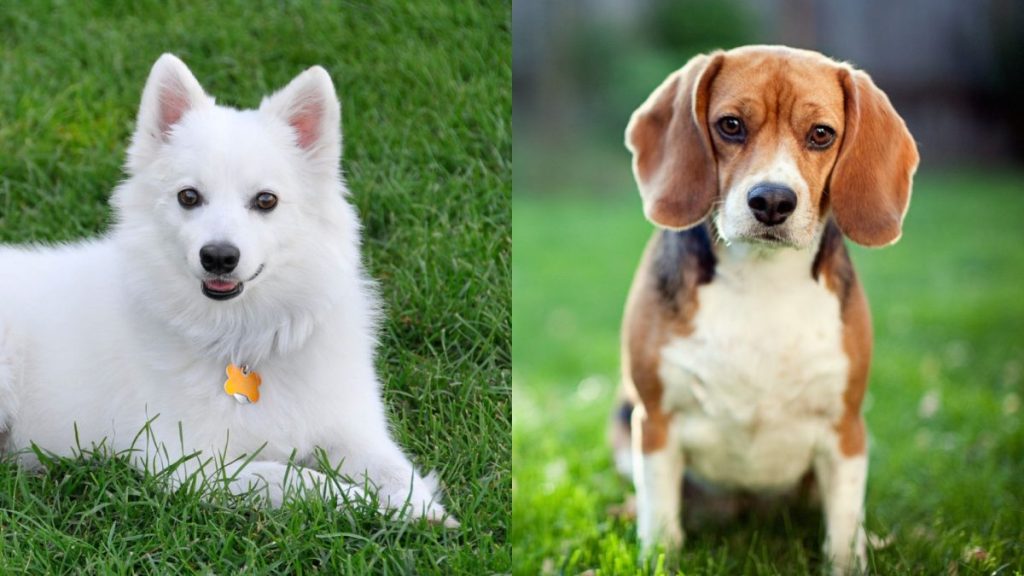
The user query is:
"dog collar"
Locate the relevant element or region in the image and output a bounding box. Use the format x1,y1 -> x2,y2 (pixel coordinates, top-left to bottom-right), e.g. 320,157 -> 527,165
224,364 -> 261,404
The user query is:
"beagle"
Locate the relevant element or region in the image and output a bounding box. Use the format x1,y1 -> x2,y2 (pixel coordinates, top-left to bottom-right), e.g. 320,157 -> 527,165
615,45 -> 918,573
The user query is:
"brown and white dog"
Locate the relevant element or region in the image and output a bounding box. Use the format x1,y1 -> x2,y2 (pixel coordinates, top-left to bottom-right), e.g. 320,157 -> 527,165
615,45 -> 918,573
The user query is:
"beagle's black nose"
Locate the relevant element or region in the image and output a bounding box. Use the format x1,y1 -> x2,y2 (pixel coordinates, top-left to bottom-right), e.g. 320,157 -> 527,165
747,184 -> 797,226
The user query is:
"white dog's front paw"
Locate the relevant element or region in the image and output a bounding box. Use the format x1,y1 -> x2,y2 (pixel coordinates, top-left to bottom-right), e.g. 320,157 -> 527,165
412,500 -> 460,528
391,470 -> 459,528
224,460 -> 368,509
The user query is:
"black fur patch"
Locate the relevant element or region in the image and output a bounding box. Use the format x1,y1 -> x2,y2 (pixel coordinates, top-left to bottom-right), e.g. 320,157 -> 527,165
811,219 -> 855,309
617,401 -> 634,426
653,224 -> 717,308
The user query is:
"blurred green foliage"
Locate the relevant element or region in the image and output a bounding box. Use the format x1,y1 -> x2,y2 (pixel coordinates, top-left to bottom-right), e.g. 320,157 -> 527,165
515,0 -> 756,203
647,0 -> 755,54
569,0 -> 756,146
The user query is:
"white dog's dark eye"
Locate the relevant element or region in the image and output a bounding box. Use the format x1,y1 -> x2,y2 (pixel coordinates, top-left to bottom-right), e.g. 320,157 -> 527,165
807,125 -> 836,149
716,116 -> 746,142
177,188 -> 201,209
253,192 -> 278,212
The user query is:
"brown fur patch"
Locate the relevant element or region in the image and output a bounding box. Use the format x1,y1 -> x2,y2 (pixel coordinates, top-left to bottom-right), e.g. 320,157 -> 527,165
626,45 -> 918,248
707,47 -> 846,224
836,279 -> 872,456
626,54 -> 723,229
622,227 -> 716,453
812,219 -> 872,457
829,68 -> 919,246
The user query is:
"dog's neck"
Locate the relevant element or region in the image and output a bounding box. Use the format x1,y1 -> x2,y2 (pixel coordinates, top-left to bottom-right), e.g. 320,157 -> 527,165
126,289 -> 327,369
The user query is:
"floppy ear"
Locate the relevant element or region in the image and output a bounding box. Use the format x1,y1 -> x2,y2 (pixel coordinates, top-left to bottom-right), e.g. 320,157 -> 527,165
260,66 -> 342,175
830,68 -> 919,247
128,53 -> 213,172
625,52 -> 723,230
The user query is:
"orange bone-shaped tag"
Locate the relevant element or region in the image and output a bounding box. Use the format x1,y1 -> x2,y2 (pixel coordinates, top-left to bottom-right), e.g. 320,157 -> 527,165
224,364 -> 261,404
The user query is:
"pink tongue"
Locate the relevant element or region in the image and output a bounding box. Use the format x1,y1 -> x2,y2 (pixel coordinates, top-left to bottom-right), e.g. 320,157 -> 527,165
204,279 -> 239,292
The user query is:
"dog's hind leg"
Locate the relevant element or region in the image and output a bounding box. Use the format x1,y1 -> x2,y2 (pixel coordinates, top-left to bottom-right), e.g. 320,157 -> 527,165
609,398 -> 635,478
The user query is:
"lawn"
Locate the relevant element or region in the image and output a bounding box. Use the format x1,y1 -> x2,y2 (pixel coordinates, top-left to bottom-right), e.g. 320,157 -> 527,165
0,2 -> 510,574
512,169 -> 1024,574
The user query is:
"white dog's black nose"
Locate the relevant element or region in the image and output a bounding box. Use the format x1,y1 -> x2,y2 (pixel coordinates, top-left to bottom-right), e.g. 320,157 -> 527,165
199,243 -> 240,274
747,184 -> 797,227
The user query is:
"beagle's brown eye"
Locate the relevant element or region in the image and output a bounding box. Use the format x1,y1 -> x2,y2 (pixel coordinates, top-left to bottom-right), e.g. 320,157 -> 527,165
253,191 -> 278,212
808,125 -> 836,149
716,116 -> 746,142
177,187 -> 201,209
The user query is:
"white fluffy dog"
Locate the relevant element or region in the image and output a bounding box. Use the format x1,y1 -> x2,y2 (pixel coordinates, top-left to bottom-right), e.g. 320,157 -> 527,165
0,54 -> 454,525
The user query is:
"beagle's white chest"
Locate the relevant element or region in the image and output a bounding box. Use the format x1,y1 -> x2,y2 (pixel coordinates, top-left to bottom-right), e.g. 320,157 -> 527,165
657,246 -> 850,490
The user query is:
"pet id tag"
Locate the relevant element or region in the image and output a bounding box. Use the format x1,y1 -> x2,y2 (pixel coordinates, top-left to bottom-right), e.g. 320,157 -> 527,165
224,364 -> 261,404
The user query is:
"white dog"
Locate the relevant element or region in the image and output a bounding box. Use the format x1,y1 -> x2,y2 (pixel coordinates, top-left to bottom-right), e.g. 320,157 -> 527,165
0,54 -> 454,525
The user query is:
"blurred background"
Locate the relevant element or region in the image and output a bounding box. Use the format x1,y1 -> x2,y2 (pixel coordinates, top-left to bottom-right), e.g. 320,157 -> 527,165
512,1 -> 1024,573
515,0 -> 1024,190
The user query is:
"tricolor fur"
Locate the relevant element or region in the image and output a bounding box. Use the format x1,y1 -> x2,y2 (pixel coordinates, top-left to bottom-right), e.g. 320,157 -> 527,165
616,45 -> 918,574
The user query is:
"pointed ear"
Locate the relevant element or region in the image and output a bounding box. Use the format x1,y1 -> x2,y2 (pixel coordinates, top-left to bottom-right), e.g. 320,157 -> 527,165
625,52 -> 723,230
259,66 -> 341,173
830,68 -> 919,247
128,54 -> 212,171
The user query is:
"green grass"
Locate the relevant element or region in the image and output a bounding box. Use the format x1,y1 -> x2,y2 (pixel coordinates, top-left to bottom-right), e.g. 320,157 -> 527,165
0,1 -> 510,573
512,170 -> 1024,574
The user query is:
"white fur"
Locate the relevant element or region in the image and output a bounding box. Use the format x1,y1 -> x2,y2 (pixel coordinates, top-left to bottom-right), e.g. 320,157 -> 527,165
714,147 -> 819,249
816,450 -> 868,574
658,244 -> 848,488
632,407 -> 684,552
634,242 -> 865,571
0,54 -> 455,526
